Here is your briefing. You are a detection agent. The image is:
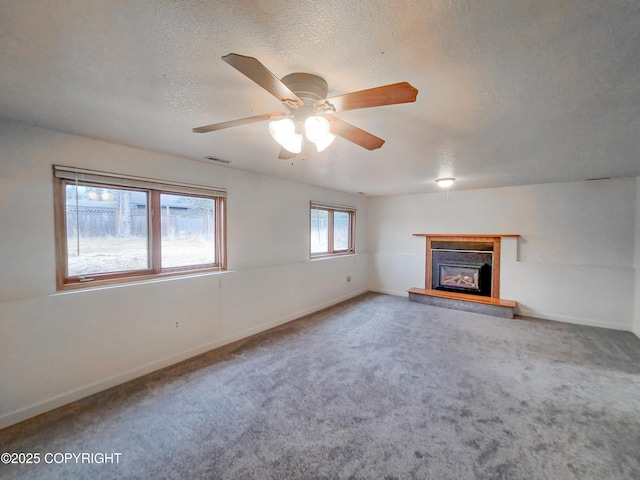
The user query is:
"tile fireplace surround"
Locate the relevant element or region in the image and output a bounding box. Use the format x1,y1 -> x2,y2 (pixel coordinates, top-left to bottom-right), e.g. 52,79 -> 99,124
408,234 -> 519,318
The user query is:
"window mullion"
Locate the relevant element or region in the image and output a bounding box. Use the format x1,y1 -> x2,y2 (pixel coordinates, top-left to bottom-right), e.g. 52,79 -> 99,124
328,209 -> 335,254
150,190 -> 162,273
350,211 -> 355,252
217,197 -> 226,269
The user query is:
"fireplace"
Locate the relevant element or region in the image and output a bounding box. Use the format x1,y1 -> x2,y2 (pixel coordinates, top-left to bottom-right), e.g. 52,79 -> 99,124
409,234 -> 519,318
431,243 -> 493,297
411,234 -> 520,301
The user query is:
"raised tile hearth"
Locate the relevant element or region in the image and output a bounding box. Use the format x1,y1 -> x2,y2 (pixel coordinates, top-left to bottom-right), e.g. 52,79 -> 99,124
408,288 -> 516,318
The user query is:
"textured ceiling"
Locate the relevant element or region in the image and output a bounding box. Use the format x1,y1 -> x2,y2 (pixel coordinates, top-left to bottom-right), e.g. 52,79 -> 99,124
1,0 -> 639,196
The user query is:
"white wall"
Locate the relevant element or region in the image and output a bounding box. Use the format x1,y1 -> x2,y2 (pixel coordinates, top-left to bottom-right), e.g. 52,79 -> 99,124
367,179 -> 637,331
0,120 -> 369,428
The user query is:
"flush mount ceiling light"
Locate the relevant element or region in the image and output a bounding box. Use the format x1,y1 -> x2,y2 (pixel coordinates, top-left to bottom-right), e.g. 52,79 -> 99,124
435,177 -> 456,188
193,53 -> 418,159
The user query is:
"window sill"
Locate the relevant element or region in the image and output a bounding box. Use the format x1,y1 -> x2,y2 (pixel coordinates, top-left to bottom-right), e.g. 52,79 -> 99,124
309,252 -> 358,261
57,268 -> 229,292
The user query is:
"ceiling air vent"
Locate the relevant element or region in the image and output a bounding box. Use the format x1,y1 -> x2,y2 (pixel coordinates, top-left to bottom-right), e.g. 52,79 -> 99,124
204,156 -> 231,165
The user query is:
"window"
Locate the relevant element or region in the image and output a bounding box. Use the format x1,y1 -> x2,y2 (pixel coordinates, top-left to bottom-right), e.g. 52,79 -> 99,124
310,202 -> 355,257
53,165 -> 226,288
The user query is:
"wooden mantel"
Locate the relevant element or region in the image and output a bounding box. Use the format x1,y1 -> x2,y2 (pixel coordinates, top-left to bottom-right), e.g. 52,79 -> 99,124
412,234 -> 520,239
411,234 -> 519,312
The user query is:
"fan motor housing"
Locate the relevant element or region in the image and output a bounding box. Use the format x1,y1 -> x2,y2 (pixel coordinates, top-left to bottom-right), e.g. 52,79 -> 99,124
281,73 -> 328,105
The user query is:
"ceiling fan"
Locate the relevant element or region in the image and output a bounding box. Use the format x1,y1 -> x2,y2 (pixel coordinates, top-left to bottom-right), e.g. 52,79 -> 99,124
193,53 -> 419,159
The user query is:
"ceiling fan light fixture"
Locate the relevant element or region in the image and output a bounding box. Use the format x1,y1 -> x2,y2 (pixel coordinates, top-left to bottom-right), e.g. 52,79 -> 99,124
304,116 -> 330,142
304,116 -> 335,153
269,118 -> 302,153
435,177 -> 455,188
314,132 -> 336,152
269,117 -> 295,143
282,133 -> 303,154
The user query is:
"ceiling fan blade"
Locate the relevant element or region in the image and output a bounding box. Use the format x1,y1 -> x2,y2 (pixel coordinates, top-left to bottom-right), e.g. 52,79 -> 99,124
222,53 -> 304,108
317,82 -> 418,113
327,116 -> 385,150
278,147 -> 296,160
193,113 -> 284,133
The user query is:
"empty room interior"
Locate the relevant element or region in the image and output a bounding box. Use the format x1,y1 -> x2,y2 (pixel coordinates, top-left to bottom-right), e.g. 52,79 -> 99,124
1,1 -> 639,479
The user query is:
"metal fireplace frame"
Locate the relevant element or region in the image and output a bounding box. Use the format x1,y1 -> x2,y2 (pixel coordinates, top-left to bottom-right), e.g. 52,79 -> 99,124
437,263 -> 482,293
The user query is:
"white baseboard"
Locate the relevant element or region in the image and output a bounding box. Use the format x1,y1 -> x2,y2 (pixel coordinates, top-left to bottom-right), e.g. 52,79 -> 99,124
368,287 -> 409,297
0,288 -> 368,430
517,307 -> 633,332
